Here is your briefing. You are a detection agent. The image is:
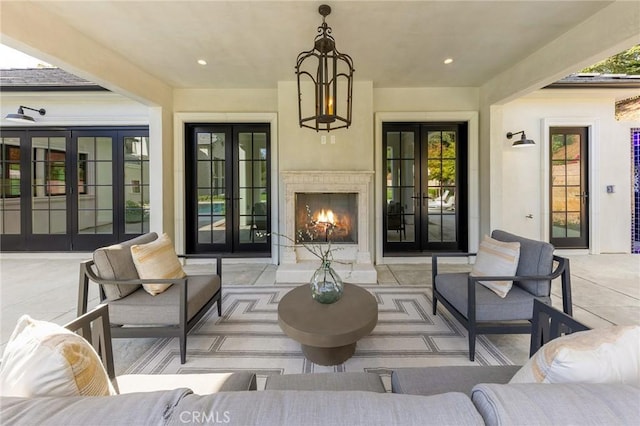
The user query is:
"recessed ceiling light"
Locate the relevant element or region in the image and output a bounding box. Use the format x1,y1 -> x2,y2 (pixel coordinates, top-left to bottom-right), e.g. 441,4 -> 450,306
197,59 -> 207,66
444,58 -> 454,65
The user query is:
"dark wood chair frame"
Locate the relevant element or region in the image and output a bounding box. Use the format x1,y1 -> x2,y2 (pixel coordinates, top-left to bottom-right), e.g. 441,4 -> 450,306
64,304 -> 119,392
78,255 -> 222,364
529,298 -> 590,356
432,253 -> 573,361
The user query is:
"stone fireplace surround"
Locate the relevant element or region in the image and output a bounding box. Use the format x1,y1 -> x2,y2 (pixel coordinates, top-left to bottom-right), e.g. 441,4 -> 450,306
276,171 -> 377,284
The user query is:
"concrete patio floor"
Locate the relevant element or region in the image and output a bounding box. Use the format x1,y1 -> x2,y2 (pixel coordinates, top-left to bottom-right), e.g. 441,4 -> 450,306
1,252 -> 638,371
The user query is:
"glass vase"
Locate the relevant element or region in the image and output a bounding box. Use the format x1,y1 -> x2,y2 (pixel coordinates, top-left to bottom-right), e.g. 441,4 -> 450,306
309,260 -> 344,304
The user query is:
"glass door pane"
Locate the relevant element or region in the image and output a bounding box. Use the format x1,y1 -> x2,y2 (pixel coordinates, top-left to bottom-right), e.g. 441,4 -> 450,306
195,131 -> 227,246
123,136 -> 150,235
385,129 -> 416,246
0,137 -> 21,235
77,136 -> 114,234
425,129 -> 457,244
237,130 -> 269,247
32,136 -> 67,234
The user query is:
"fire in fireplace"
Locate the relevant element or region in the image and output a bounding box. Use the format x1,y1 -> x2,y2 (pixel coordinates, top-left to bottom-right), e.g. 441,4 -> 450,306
295,193 -> 358,244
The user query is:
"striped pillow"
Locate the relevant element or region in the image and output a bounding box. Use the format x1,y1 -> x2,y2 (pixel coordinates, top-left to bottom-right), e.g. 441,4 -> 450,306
131,233 -> 186,296
0,315 -> 115,397
471,235 -> 521,298
510,325 -> 640,384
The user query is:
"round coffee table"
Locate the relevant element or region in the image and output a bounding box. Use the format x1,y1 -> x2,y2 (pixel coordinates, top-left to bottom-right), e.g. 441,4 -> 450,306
278,283 -> 378,366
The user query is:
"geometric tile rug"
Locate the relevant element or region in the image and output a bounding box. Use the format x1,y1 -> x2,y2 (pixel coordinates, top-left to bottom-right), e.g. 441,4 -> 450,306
125,286 -> 513,388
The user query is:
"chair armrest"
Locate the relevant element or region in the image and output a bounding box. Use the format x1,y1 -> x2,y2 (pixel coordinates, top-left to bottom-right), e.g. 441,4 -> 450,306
64,304 -> 117,389
432,252 -> 475,286
177,254 -> 222,277
82,261 -> 187,287
530,299 -> 589,356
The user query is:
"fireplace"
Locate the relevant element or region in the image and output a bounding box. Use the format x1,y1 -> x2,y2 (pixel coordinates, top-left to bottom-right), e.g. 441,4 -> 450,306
295,193 -> 358,244
277,171 -> 376,284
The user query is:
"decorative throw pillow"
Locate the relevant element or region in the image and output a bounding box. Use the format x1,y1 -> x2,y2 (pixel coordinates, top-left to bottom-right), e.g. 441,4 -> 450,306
0,315 -> 115,397
470,235 -> 521,298
509,325 -> 640,385
130,232 -> 186,296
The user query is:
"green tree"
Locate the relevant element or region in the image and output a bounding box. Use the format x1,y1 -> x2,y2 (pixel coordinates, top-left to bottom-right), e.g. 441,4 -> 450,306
581,45 -> 640,74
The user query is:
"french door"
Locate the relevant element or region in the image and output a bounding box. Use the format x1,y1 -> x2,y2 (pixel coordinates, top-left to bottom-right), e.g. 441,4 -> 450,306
185,124 -> 270,255
0,127 -> 149,251
549,127 -> 589,248
383,122 -> 468,254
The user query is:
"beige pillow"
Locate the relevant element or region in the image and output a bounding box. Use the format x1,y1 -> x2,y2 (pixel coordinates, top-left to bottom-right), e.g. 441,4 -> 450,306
510,325 -> 640,385
131,233 -> 186,296
0,315 -> 115,397
471,235 -> 521,298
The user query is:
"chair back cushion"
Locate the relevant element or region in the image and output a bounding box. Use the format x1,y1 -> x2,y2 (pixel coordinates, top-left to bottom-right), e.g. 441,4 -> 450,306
491,230 -> 554,297
93,232 -> 158,300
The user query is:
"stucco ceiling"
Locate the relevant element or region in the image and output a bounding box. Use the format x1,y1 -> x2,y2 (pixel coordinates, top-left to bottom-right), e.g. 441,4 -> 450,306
30,1 -> 613,89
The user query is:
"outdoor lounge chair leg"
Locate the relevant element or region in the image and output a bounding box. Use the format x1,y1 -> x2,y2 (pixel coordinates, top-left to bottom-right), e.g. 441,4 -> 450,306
180,334 -> 187,364
217,300 -> 222,316
432,296 -> 437,315
468,330 -> 476,362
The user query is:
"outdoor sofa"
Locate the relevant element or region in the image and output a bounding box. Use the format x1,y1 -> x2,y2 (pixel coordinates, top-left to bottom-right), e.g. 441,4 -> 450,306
2,301 -> 638,425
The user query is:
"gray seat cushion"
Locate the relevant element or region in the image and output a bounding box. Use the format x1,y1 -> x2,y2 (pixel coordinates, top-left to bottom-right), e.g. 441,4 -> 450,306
265,372 -> 385,392
471,383 -> 640,426
108,274 -> 220,325
171,390 -> 485,425
392,366 -> 522,396
491,230 -> 554,297
93,232 -> 158,300
0,388 -> 191,426
435,272 -> 551,321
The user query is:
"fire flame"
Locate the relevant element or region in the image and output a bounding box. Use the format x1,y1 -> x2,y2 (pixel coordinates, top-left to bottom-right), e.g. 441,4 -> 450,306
316,209 -> 335,225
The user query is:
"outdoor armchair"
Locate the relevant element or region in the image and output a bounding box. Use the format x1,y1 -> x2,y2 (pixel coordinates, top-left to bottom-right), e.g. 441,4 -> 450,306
77,232 -> 222,364
432,230 -> 573,361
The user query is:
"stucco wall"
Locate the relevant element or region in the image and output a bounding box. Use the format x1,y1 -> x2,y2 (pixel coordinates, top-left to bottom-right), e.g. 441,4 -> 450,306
500,90 -> 638,253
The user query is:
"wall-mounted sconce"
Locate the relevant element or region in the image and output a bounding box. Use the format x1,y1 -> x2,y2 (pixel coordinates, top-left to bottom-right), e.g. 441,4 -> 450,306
506,130 -> 535,148
5,105 -> 46,123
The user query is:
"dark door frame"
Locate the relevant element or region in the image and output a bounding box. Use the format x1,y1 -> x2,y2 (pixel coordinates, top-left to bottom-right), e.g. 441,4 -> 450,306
549,126 -> 589,249
382,121 -> 468,255
0,126 -> 149,251
184,123 -> 271,256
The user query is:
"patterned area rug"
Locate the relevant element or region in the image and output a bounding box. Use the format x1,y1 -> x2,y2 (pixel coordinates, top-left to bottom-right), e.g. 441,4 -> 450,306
126,286 -> 513,388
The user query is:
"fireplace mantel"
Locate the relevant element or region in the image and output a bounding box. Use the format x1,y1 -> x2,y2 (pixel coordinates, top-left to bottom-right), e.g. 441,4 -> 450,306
276,171 -> 376,283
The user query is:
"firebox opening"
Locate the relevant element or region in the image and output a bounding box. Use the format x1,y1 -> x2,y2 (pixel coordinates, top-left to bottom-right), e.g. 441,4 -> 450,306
295,193 -> 358,244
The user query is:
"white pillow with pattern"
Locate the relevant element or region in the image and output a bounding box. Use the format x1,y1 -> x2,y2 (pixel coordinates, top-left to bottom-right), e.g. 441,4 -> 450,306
471,235 -> 521,298
0,315 -> 116,397
131,233 -> 186,296
510,325 -> 640,385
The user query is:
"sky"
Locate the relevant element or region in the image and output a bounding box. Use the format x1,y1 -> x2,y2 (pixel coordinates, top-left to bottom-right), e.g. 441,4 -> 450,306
0,44 -> 52,69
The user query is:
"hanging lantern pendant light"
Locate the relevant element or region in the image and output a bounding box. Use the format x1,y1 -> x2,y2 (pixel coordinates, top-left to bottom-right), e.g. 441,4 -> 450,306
296,4 -> 354,132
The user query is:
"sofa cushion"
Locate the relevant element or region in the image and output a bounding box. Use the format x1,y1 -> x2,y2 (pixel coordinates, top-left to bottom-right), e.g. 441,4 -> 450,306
107,274 -> 220,325
491,230 -> 554,297
435,272 -> 550,321
265,372 -> 385,392
471,235 -> 520,298
0,315 -> 115,397
117,372 -> 256,394
392,366 -> 522,396
131,233 -> 186,296
170,390 -> 485,425
93,232 -> 158,300
471,383 -> 640,426
0,388 -> 191,426
509,325 -> 640,385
